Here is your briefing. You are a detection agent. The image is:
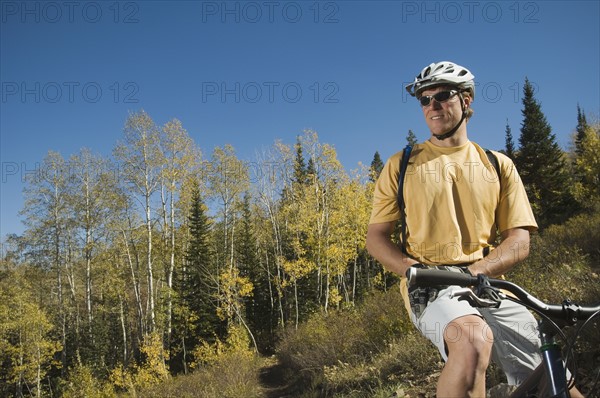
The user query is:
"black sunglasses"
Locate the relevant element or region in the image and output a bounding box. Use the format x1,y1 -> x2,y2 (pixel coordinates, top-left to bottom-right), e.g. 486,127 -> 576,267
418,90 -> 461,107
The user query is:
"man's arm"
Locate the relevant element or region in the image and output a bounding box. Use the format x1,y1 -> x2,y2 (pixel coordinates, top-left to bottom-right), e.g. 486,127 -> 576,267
366,221 -> 420,277
468,227 -> 531,278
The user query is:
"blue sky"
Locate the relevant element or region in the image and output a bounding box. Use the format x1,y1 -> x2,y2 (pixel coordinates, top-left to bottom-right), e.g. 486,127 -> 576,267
1,0 -> 599,238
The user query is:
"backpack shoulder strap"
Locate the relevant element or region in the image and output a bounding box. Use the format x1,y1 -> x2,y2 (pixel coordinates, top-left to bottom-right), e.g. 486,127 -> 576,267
484,148 -> 501,190
397,145 -> 412,253
472,142 -> 502,189
483,148 -> 502,257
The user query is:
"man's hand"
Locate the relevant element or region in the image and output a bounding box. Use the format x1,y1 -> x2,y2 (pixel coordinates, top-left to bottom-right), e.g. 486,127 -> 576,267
366,221 -> 420,278
468,227 -> 531,277
458,266 -> 473,275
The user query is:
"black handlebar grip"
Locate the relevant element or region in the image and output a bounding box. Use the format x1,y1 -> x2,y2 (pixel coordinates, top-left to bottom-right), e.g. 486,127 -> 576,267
407,267 -> 477,287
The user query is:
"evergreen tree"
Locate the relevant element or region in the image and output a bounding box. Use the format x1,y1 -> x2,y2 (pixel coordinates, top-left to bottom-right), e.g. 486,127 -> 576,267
236,192 -> 273,351
237,193 -> 258,280
294,136 -> 308,185
173,180 -> 222,371
574,104 -> 589,156
504,119 -> 516,160
369,151 -> 384,182
406,129 -> 418,146
514,78 -> 574,227
189,182 -> 223,339
306,157 -> 316,181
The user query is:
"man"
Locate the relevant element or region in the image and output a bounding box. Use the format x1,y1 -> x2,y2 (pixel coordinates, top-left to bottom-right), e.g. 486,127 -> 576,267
366,61 -> 583,397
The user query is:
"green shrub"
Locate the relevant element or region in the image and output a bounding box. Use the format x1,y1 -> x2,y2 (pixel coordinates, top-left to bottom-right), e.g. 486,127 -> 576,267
60,365 -> 116,398
135,325 -> 263,398
544,209 -> 600,265
275,287 -> 438,396
359,288 -> 414,347
373,333 -> 440,383
507,208 -> 600,303
509,232 -> 600,305
316,331 -> 441,397
277,288 -> 411,376
136,351 -> 263,398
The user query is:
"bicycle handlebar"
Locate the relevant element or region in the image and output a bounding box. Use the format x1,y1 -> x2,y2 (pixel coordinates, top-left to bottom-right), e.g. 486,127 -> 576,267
406,267 -> 476,287
406,267 -> 600,323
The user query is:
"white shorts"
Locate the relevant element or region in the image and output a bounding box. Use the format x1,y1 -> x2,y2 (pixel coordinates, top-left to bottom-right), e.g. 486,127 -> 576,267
411,285 -> 543,385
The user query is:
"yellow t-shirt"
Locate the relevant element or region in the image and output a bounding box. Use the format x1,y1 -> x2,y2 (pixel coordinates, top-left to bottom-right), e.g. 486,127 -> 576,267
370,140 -> 538,264
370,140 -> 538,314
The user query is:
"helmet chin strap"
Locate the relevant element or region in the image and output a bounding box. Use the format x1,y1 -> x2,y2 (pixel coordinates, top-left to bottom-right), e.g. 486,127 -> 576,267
433,93 -> 467,141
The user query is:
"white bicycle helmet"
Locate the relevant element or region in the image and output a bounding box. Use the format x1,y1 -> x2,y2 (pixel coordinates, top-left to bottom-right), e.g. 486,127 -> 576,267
406,61 -> 475,98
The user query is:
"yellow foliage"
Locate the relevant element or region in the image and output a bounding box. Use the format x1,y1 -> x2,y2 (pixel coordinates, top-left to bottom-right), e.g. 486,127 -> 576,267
217,266 -> 254,321
192,339 -> 225,368
219,267 -> 254,298
108,366 -> 134,392
225,324 -> 253,355
0,269 -> 62,394
572,126 -> 600,208
282,257 -> 315,280
192,325 -> 254,369
110,332 -> 170,394
62,365 -> 116,398
328,287 -> 342,307
134,332 -> 170,388
143,333 -> 170,365
371,272 -> 385,289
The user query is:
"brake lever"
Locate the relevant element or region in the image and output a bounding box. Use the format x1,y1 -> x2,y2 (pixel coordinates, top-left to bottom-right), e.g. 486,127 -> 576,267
450,287 -> 504,308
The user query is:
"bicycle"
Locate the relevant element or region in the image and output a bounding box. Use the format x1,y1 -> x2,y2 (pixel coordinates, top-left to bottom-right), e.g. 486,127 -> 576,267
406,267 -> 600,397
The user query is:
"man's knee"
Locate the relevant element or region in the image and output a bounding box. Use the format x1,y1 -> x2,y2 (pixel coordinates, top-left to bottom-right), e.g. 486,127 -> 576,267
444,316 -> 493,367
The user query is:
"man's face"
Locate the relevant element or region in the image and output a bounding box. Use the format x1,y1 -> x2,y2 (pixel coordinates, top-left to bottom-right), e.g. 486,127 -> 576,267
419,86 -> 470,136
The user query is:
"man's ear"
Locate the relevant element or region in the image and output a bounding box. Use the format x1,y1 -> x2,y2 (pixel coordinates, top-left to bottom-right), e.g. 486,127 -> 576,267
463,96 -> 472,108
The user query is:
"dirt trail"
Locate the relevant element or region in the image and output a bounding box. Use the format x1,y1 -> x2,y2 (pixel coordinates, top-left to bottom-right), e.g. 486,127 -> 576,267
259,359 -> 296,398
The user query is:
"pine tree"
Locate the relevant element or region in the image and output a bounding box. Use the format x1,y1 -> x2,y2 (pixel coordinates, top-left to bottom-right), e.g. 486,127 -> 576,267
514,78 -> 573,227
406,129 -> 418,146
294,136 -> 308,185
236,192 -> 272,351
574,104 -> 589,156
369,151 -> 384,182
188,183 -> 221,338
504,120 -> 516,160
173,179 -> 222,372
306,157 -> 316,181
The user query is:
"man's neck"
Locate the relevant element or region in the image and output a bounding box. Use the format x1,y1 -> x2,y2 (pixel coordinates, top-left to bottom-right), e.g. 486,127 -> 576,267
428,129 -> 469,147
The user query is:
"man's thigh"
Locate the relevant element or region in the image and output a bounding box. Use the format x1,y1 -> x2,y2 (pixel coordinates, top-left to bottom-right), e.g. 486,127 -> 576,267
412,285 -> 482,361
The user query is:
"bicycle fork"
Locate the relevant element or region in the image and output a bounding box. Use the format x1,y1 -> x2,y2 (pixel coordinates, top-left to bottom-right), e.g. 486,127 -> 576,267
510,318 -> 570,398
538,319 -> 570,398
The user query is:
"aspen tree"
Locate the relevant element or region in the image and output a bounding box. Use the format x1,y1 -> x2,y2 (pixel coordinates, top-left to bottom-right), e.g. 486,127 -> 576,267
114,110 -> 163,331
